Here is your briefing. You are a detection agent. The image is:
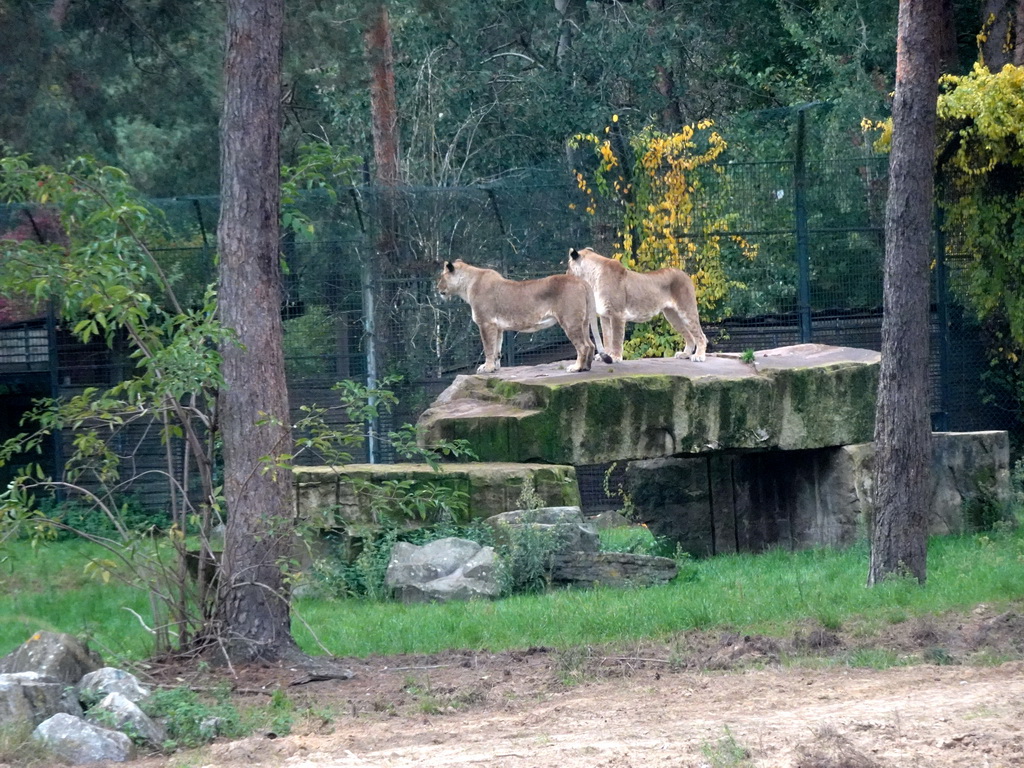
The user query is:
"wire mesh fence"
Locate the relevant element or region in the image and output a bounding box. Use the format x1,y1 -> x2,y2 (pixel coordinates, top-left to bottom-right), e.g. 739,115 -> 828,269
0,147 -> 1018,513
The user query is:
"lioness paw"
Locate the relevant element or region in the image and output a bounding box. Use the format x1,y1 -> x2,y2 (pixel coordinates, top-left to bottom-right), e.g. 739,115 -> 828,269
477,362 -> 499,373
675,350 -> 706,362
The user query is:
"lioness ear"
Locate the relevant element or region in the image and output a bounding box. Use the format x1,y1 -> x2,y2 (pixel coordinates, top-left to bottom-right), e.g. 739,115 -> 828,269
569,248 -> 580,260
444,261 -> 455,273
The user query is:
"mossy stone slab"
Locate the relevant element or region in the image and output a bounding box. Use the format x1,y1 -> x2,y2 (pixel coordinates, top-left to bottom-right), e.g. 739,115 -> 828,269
294,462 -> 580,529
417,344 -> 880,464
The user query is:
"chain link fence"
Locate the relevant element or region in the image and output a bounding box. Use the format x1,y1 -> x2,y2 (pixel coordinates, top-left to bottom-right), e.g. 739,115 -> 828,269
1,135 -> 1018,512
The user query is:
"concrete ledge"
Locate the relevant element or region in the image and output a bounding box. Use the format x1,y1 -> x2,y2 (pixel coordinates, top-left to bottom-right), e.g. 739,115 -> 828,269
294,462 -> 581,529
417,344 -> 880,464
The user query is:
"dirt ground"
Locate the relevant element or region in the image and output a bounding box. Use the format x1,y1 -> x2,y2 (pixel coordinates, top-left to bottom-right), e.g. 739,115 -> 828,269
129,604 -> 1024,768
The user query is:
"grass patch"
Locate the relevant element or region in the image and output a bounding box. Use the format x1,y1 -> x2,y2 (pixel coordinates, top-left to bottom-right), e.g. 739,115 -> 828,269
2,522 -> 1024,661
0,539 -> 152,661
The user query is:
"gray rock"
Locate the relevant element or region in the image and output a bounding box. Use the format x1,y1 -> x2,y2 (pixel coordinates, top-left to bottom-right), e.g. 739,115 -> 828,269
385,537 -> 500,603
590,510 -> 631,530
78,667 -> 150,705
0,631 -> 102,685
549,552 -> 678,588
0,671 -> 83,728
33,712 -> 135,764
88,692 -> 166,748
386,537 -> 485,584
487,506 -> 600,554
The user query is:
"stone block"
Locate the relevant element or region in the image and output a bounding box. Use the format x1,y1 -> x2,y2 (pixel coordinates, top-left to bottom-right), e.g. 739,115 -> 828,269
417,344 -> 880,465
294,462 -> 581,530
625,431 -> 1010,555
549,552 -> 678,588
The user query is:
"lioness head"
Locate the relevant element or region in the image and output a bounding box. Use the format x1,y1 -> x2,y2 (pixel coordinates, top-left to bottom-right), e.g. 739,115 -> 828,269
437,259 -> 464,300
566,247 -> 595,277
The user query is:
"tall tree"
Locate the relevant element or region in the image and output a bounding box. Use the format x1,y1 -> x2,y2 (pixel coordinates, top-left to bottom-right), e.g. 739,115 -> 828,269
215,0 -> 299,662
363,1 -> 402,266
868,0 -> 942,586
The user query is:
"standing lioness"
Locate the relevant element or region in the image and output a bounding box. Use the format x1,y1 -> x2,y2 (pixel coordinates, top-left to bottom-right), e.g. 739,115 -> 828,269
567,247 -> 708,362
437,259 -> 612,373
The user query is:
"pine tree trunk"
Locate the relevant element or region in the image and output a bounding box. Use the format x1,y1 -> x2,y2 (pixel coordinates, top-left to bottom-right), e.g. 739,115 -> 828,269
215,0 -> 298,662
868,0 -> 940,586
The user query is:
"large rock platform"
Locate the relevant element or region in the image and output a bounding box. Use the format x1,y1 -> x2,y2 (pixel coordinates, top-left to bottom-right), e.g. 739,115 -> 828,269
417,344 -> 880,464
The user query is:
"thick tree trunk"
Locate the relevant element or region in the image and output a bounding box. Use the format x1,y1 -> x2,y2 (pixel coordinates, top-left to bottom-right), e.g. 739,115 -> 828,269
868,0 -> 940,586
215,0 -> 298,662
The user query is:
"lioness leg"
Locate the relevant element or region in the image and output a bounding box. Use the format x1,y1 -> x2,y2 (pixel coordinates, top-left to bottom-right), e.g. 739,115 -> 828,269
563,315 -> 596,373
602,315 -> 627,363
476,323 -> 502,373
664,308 -> 708,362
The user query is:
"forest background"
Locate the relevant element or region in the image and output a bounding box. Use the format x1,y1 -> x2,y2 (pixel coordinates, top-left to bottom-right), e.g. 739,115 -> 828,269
2,0 -> 1023,454
0,0 -> 992,195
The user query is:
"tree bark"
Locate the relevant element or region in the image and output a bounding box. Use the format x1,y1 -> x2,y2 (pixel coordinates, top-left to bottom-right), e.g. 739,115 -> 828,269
364,1 -> 402,266
215,0 -> 298,662
979,0 -> 1023,70
868,0 -> 940,586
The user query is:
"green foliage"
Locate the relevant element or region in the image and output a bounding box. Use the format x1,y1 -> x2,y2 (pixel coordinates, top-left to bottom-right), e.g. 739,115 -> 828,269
38,496 -> 170,541
700,727 -> 752,768
0,154 -> 227,653
929,63 -> 1024,431
495,513 -> 571,596
308,519 -> 493,601
937,64 -> 1024,339
141,686 -> 243,750
962,468 -> 1011,533
6,521 -> 1024,662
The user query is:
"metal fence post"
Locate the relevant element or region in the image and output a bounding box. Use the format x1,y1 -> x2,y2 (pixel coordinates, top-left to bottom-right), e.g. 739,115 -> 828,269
934,202 -> 951,431
794,108 -> 812,343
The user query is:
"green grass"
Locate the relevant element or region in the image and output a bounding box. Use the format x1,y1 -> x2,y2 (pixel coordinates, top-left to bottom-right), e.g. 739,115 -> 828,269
2,524 -> 1023,661
0,539 -> 152,661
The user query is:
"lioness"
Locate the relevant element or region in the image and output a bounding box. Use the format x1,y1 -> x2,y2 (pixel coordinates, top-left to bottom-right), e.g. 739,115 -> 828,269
437,259 -> 612,373
567,247 -> 708,362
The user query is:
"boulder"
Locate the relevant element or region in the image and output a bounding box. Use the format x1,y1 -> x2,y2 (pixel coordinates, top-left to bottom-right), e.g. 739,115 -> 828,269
77,667 -> 151,705
0,631 -> 102,685
486,506 -> 600,554
33,712 -> 135,764
417,345 -> 880,464
0,671 -> 83,728
88,692 -> 167,748
385,538 -> 500,603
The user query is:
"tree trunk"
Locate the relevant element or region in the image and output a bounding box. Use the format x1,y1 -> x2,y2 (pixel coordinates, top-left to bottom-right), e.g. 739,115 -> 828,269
364,2 -> 402,267
1016,0 -> 1024,65
868,0 -> 940,586
215,0 -> 298,662
979,0 -> 1021,70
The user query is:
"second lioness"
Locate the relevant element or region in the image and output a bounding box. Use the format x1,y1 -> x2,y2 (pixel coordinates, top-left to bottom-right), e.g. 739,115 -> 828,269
567,246 -> 708,363
437,259 -> 612,373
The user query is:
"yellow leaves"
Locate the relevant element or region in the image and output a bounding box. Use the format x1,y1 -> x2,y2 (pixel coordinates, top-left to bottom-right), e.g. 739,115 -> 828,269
569,118 -> 757,320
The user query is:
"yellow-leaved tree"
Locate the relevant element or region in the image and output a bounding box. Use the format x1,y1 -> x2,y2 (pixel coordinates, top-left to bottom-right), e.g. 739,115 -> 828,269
867,62 -> 1024,428
569,117 -> 757,358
